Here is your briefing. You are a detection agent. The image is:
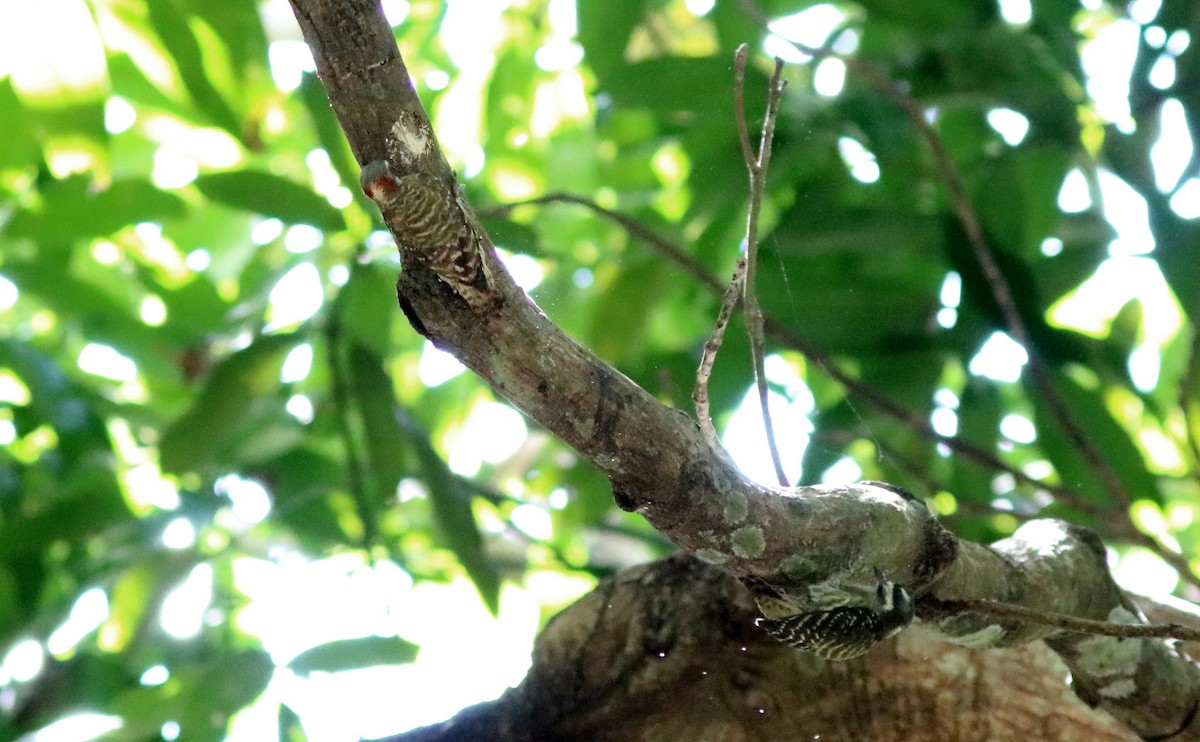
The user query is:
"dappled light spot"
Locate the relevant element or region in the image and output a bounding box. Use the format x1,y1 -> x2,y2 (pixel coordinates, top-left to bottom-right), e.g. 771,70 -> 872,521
104,96 -> 136,134
724,362 -> 814,486
78,343 -> 137,382
1047,257 -> 1181,343
1169,178 -> 1200,218
931,406 -> 957,437
987,108 -> 1030,146
837,137 -> 880,183
285,224 -> 322,254
1057,169 -> 1091,212
497,249 -> 544,291
267,40 -> 315,93
286,394 -> 314,424
139,664 -> 169,687
1113,548 -> 1178,596
266,263 -> 323,331
418,341 -> 466,387
160,564 -> 213,639
1081,18 -> 1139,132
217,474 -> 273,525
47,588 -> 109,656
26,713 -> 122,742
1097,170 -> 1154,256
152,145 -> 199,190
0,274 -> 16,312
814,58 -> 845,97
447,401 -> 527,476
139,295 -> 166,326
3,638 -> 45,683
251,218 -> 284,246
1000,414 -> 1037,444
765,5 -> 846,63
1151,100 -> 1192,192
185,248 -> 211,271
281,343 -> 314,384
968,332 -> 1028,383
162,517 -> 196,550
821,457 -> 862,485
998,0 -> 1032,25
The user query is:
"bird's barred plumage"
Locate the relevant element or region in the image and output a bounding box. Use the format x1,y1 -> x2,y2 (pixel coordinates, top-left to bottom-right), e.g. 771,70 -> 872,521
360,160 -> 493,310
748,574 -> 913,661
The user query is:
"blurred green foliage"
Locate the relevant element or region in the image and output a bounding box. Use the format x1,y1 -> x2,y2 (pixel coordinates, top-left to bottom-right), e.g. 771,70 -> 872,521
1,0 -> 1199,739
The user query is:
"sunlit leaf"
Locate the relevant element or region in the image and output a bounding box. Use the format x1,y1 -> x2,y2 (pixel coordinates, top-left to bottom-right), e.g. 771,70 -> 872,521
194,170 -> 346,231
288,635 -> 419,675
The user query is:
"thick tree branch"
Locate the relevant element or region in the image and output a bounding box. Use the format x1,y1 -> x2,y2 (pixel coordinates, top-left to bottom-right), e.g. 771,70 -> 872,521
289,1 -> 1200,738
380,556 -> 1146,742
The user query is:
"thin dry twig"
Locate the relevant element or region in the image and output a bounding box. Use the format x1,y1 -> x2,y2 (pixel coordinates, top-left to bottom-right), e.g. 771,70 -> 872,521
734,45 -> 790,488
921,597 -> 1200,644
482,192 -> 722,293
694,258 -> 747,444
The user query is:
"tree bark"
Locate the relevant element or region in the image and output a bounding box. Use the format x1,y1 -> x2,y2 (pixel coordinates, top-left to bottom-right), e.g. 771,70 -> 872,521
382,555 -> 1141,742
287,1 -> 1200,739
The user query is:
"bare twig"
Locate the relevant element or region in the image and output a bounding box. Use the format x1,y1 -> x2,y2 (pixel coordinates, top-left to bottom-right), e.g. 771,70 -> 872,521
735,45 -> 790,487
732,45 -> 758,171
481,192 -> 721,293
921,597 -> 1200,644
694,258 -> 747,444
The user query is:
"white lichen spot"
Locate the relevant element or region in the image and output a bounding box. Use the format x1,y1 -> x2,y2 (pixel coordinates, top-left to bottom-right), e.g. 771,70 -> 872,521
695,548 -> 729,565
953,624 -> 1008,648
780,555 -> 817,581
730,526 -> 765,559
1076,636 -> 1142,677
722,489 -> 749,524
391,117 -> 432,159
1099,678 -> 1137,699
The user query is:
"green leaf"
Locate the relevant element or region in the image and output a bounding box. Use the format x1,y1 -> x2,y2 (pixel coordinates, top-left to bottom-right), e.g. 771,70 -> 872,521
577,0 -> 647,80
1031,370 -> 1161,507
338,264 -> 397,358
0,80 -> 39,173
7,177 -> 188,244
160,334 -> 297,473
299,73 -> 362,199
146,0 -> 242,133
261,447 -> 354,549
113,650 -> 273,741
347,343 -> 501,614
194,170 -> 346,231
288,636 -> 419,675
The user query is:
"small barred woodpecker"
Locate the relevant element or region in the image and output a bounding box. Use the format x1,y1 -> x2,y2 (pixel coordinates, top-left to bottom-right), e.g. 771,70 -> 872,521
360,160 -> 493,310
751,570 -> 914,661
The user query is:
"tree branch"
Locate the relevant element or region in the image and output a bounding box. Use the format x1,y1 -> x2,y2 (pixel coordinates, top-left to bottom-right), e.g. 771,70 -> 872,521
289,1 -> 1200,738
